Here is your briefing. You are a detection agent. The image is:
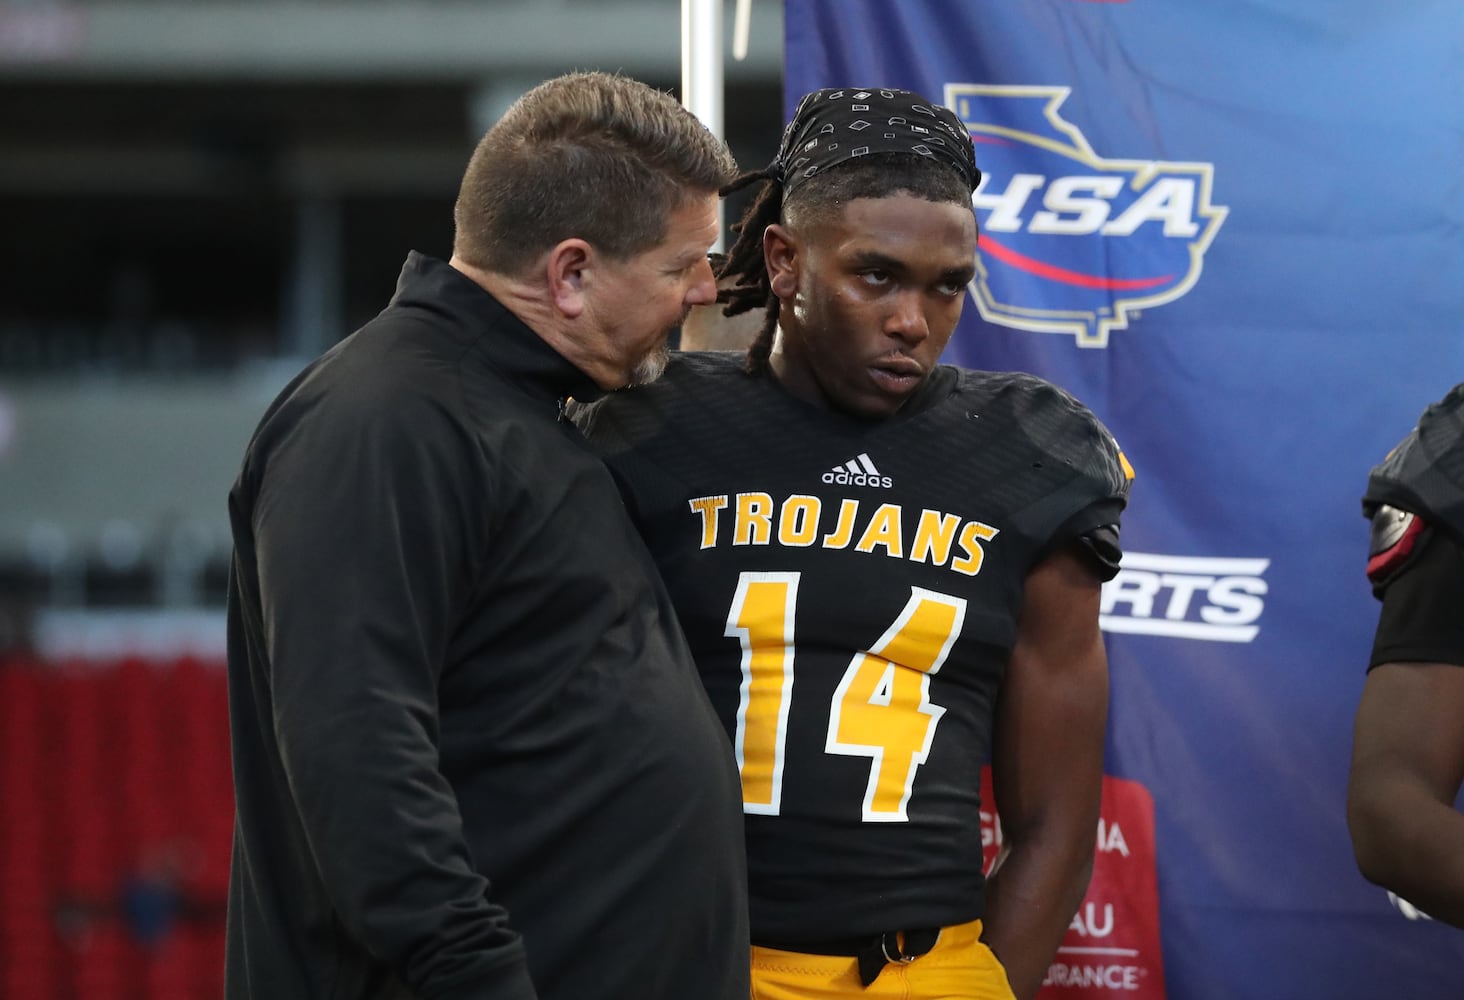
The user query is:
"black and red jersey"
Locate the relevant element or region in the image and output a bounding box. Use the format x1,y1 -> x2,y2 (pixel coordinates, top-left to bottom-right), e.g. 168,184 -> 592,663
575,352 -> 1129,943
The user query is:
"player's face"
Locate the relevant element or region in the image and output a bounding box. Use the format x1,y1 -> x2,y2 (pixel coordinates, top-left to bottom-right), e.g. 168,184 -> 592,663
590,193 -> 721,387
768,193 -> 977,418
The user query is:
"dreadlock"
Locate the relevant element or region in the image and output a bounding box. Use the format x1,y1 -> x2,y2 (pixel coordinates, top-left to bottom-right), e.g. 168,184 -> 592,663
717,154 -> 976,375
716,169 -> 784,374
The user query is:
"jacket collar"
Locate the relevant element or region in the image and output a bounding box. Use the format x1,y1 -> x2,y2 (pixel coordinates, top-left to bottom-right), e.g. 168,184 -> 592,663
388,251 -> 605,404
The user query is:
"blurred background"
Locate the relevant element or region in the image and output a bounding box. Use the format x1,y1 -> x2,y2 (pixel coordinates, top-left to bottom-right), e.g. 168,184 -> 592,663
0,1 -> 783,996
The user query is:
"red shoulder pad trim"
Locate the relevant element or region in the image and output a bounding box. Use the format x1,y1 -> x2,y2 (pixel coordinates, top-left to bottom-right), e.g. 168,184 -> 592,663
1367,510 -> 1427,584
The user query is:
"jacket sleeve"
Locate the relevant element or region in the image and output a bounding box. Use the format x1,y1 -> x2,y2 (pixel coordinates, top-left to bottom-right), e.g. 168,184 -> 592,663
247,383 -> 537,1000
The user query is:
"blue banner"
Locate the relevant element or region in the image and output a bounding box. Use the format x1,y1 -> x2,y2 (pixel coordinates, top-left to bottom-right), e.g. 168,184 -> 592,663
785,2 -> 1464,997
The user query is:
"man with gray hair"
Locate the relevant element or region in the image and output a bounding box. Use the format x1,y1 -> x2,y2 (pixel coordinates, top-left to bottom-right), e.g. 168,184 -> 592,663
224,71 -> 748,1000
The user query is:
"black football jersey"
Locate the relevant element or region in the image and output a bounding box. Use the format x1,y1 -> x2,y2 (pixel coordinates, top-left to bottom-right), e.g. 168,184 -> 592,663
573,352 -> 1130,942
1365,383 -> 1464,544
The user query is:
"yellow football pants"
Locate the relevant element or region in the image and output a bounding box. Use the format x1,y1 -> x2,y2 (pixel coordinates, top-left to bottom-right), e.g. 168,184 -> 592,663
749,918 -> 1017,1000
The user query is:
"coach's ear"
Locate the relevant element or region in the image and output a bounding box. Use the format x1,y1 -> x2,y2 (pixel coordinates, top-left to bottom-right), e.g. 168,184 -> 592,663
546,238 -> 593,319
764,224 -> 800,300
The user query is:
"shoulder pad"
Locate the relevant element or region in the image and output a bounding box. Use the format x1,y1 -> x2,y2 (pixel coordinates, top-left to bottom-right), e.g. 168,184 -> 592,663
1364,383 -> 1464,541
967,370 -> 1132,504
1366,504 -> 1428,586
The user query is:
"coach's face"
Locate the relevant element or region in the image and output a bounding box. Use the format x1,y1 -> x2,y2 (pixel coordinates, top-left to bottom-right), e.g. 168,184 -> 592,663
586,192 -> 721,387
766,193 -> 977,419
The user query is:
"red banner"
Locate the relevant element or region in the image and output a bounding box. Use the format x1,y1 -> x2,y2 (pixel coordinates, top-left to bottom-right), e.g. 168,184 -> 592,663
981,771 -> 1165,998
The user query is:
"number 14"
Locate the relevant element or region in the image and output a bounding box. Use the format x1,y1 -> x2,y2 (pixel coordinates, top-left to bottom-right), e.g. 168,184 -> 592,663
725,572 -> 967,823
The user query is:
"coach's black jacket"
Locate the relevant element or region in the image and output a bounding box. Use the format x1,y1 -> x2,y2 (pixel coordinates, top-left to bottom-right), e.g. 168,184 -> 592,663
225,252 -> 749,1000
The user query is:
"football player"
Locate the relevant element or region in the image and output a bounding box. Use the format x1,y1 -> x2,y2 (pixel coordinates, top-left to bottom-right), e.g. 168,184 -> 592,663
574,87 -> 1131,999
1349,383 -> 1464,929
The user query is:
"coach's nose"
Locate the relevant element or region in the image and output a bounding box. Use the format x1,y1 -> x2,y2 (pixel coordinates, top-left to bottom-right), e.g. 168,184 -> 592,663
685,256 -> 718,307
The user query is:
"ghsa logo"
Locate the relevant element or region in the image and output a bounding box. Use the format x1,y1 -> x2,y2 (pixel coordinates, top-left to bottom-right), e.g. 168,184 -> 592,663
945,84 -> 1228,347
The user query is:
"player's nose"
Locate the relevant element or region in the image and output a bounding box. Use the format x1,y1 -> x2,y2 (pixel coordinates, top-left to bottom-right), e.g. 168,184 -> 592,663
885,290 -> 930,342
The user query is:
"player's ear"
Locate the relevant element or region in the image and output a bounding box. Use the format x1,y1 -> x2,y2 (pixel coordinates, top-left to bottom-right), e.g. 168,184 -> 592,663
546,239 -> 594,319
764,224 -> 799,300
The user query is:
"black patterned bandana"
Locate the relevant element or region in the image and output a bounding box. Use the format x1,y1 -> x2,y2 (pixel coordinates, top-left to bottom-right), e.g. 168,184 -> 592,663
770,87 -> 981,199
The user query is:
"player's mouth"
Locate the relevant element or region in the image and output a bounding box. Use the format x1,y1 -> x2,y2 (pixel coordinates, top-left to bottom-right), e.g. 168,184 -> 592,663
867,356 -> 923,394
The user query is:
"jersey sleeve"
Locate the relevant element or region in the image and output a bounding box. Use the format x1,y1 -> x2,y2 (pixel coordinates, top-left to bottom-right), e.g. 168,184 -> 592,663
1369,519 -> 1464,669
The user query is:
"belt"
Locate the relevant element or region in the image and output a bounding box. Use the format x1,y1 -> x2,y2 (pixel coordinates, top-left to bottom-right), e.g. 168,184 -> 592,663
756,928 -> 942,987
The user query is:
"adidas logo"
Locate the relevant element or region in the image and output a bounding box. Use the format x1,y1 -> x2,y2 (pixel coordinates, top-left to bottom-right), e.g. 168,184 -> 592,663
821,453 -> 894,488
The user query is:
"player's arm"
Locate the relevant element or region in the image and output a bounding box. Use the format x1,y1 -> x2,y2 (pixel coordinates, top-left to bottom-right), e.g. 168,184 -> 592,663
982,544 -> 1108,1000
245,391 -> 536,998
1348,661 -> 1464,926
1347,514 -> 1464,927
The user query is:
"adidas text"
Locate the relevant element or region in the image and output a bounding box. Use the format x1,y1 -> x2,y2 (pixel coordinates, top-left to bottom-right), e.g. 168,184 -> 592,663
821,470 -> 893,488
